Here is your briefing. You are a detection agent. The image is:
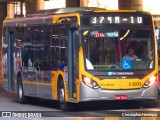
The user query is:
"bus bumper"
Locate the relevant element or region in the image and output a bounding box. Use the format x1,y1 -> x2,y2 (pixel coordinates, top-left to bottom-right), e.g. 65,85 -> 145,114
80,82 -> 158,102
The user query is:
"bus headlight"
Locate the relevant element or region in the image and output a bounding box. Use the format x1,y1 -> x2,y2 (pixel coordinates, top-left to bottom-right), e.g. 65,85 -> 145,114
143,75 -> 157,88
82,76 -> 100,89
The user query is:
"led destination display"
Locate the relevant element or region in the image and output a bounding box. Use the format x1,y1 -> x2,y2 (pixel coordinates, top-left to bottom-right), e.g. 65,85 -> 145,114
90,16 -> 143,24
82,13 -> 151,26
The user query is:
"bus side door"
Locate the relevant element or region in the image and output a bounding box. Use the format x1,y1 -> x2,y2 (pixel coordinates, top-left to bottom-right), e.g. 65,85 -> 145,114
68,28 -> 79,99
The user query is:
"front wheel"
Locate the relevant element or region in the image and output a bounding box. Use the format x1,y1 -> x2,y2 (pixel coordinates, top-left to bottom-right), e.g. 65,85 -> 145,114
58,80 -> 73,111
17,75 -> 27,104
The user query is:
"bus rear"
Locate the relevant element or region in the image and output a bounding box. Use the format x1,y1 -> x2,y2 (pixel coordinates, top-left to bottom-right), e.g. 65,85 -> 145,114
79,11 -> 158,101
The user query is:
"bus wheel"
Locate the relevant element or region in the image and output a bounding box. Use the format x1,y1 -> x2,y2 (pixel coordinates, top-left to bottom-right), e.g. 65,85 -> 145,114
158,86 -> 160,95
17,75 -> 27,104
58,80 -> 72,111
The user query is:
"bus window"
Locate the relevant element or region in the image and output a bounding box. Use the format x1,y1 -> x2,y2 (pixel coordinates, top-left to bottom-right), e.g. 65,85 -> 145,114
83,30 -> 120,70
22,27 -> 34,67
49,25 -> 68,70
83,29 -> 154,70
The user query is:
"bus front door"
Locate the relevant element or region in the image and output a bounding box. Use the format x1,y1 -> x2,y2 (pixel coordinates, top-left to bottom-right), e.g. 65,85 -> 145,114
68,28 -> 79,99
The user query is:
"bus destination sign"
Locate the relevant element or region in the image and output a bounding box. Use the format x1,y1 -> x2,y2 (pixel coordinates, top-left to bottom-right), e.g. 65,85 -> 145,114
90,16 -> 143,24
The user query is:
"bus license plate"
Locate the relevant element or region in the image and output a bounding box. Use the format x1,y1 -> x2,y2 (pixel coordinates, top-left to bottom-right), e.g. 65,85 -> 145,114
114,95 -> 128,100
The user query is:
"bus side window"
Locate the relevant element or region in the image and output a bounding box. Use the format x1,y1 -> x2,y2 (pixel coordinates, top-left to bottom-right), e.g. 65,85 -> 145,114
22,27 -> 34,67
22,50 -> 28,67
34,54 -> 41,67
59,48 -> 67,70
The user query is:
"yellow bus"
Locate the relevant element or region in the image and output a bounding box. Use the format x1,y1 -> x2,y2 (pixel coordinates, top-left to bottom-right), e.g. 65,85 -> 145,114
2,7 -> 159,111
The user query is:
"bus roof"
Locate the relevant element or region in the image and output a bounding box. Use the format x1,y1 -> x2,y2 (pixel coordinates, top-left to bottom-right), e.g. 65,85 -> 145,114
3,7 -> 150,27
28,7 -> 105,17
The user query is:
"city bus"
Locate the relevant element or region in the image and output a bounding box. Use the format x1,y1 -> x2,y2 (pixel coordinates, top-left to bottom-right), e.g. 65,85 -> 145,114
2,7 -> 159,111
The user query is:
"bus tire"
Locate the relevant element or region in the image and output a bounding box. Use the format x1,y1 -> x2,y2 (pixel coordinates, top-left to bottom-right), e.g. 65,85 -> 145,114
17,75 -> 27,104
158,86 -> 160,95
58,80 -> 72,111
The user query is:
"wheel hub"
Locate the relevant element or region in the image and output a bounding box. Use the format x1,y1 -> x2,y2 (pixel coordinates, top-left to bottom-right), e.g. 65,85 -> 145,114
19,85 -> 22,99
59,88 -> 64,103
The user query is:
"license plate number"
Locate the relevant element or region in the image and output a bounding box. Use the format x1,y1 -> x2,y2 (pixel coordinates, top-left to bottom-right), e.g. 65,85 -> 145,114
114,95 -> 128,100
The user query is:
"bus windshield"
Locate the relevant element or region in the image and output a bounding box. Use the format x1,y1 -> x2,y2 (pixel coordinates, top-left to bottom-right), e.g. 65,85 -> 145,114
82,26 -> 154,71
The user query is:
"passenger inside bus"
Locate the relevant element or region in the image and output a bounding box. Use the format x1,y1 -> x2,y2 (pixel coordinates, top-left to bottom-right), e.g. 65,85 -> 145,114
123,47 -> 138,61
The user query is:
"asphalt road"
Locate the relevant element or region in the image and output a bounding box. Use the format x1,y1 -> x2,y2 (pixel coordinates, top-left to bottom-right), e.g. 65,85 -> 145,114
0,84 -> 160,120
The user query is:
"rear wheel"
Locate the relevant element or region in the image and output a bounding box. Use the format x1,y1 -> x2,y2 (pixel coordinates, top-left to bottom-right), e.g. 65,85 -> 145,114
58,79 -> 72,111
17,75 -> 27,104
